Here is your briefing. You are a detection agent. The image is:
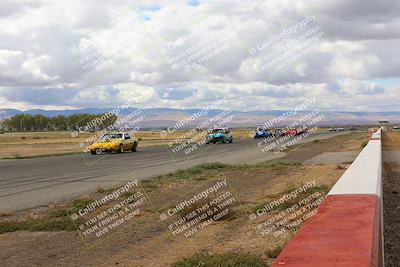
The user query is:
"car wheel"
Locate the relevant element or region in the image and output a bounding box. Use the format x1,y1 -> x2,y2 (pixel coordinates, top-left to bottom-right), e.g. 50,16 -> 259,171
117,144 -> 124,153
229,138 -> 233,143
131,142 -> 138,152
90,150 -> 96,155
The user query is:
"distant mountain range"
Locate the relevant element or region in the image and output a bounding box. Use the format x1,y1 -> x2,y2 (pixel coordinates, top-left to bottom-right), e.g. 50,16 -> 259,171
0,108 -> 399,128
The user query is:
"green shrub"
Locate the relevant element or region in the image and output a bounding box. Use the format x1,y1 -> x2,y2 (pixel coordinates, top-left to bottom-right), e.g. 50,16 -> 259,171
0,216 -> 76,234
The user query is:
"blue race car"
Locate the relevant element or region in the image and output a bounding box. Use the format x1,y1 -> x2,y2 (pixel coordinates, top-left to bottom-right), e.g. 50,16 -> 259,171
254,127 -> 274,139
206,128 -> 233,144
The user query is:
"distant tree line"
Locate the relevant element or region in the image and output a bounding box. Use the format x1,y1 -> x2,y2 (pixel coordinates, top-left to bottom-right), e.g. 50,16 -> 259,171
0,113 -> 118,132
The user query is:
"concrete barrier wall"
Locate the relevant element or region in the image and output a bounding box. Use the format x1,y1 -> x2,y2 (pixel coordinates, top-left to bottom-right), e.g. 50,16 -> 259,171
271,128 -> 384,267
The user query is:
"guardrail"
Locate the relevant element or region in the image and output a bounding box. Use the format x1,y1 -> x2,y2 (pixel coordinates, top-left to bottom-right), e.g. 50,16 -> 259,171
271,128 -> 384,267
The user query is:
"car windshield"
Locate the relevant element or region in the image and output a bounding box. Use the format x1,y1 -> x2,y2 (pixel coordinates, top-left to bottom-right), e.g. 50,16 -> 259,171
100,133 -> 123,141
212,129 -> 224,133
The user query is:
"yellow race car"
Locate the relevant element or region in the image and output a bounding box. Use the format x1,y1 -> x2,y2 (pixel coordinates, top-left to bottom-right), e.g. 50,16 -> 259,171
89,132 -> 139,155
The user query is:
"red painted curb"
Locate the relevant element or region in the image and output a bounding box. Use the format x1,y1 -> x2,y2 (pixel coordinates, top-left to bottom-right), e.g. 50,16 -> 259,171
270,195 -> 382,267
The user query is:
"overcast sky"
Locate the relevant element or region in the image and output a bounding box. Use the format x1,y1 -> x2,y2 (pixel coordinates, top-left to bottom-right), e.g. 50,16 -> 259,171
0,0 -> 399,111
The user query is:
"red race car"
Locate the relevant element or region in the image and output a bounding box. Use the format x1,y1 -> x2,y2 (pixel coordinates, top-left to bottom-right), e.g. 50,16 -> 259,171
284,128 -> 308,136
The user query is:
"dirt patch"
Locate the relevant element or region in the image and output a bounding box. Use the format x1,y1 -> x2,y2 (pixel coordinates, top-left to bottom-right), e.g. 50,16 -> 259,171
305,151 -> 359,165
281,132 -> 369,163
383,130 -> 400,150
382,131 -> 400,266
382,162 -> 400,266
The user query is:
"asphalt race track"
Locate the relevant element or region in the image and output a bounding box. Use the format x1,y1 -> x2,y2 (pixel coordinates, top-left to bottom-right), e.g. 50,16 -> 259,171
0,131 -> 347,211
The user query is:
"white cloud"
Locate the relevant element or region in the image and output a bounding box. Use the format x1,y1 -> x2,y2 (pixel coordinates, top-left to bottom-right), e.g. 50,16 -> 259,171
0,0 -> 399,111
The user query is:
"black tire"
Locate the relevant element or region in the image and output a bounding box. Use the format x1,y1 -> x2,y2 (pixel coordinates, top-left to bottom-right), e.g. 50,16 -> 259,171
131,142 -> 138,152
117,144 -> 124,153
229,138 -> 233,143
90,151 -> 96,155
